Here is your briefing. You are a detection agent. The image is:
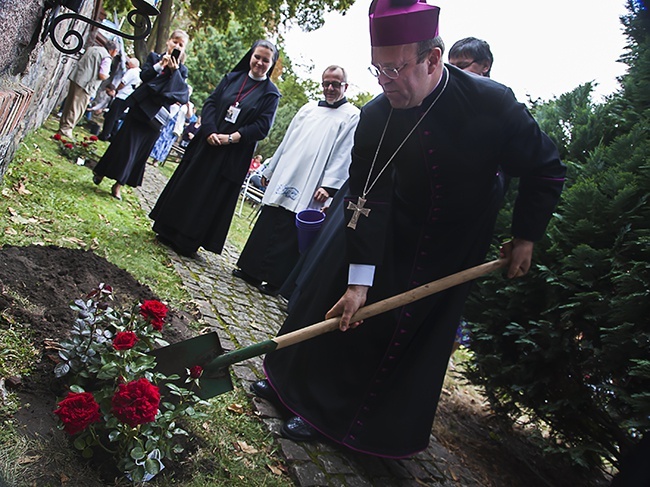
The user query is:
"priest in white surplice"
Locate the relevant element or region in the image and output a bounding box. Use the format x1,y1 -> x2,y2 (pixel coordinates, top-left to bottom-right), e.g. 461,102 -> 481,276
235,65 -> 360,295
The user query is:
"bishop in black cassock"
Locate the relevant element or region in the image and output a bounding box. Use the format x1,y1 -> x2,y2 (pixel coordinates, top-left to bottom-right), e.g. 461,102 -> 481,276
259,0 -> 566,458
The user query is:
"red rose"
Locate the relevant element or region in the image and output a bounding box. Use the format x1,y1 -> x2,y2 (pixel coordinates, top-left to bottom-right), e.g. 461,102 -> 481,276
53,133 -> 62,140
82,142 -> 88,147
113,331 -> 138,350
189,365 -> 203,379
112,378 -> 160,427
64,143 -> 74,149
89,135 -> 98,141
139,300 -> 168,330
54,391 -> 101,435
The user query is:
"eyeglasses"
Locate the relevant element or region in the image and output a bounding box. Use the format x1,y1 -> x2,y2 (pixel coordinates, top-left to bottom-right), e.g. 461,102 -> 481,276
368,54 -> 420,80
322,81 -> 346,89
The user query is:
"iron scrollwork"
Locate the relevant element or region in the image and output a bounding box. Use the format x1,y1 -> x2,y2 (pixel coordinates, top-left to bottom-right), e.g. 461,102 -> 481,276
45,0 -> 160,55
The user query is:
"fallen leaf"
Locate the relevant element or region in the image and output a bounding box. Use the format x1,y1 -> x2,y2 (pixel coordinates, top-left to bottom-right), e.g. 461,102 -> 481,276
267,464 -> 283,475
227,403 -> 245,414
5,227 -> 17,235
43,340 -> 63,350
17,455 -> 40,465
61,236 -> 86,247
10,214 -> 38,225
15,182 -> 32,195
7,207 -> 17,216
236,441 -> 259,454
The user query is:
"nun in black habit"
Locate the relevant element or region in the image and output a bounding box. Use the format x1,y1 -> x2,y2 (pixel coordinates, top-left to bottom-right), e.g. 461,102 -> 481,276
150,40 -> 281,257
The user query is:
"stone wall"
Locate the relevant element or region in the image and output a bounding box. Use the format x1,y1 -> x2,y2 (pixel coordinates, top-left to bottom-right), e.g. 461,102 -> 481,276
0,0 -> 97,180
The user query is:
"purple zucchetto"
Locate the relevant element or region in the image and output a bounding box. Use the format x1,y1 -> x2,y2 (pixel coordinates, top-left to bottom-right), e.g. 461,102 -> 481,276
369,0 -> 440,47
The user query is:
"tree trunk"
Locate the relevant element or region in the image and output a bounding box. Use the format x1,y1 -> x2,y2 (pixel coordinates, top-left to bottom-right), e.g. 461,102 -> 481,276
154,0 -> 173,53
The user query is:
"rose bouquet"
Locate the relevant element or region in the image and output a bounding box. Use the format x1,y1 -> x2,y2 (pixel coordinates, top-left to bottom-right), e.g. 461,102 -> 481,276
53,284 -> 207,482
52,133 -> 99,163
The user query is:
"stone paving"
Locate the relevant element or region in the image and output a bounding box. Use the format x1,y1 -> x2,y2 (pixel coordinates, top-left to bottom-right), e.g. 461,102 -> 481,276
135,167 -> 483,487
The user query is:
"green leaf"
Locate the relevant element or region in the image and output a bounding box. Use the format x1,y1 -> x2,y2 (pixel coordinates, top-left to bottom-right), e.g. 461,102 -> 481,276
131,465 -> 145,482
144,457 -> 162,475
73,436 -> 87,450
96,363 -> 119,380
130,446 -> 146,460
54,362 -> 71,378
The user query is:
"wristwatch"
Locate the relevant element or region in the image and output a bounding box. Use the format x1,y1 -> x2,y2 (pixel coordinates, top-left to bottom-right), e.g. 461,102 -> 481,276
228,134 -> 233,144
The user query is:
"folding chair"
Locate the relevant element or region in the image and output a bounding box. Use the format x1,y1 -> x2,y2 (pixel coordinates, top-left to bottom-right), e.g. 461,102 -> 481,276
237,173 -> 266,217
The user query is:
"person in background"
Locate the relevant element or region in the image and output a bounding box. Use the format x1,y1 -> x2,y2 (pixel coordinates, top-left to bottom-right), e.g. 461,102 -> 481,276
447,36 -> 494,363
248,157 -> 270,192
179,114 -> 201,148
448,36 -> 493,77
149,40 -> 281,258
149,85 -> 193,167
85,83 -> 117,135
149,102 -> 183,167
98,57 -> 141,141
92,30 -> 190,201
249,154 -> 263,174
233,65 -> 360,296
58,40 -> 119,139
252,0 -> 566,456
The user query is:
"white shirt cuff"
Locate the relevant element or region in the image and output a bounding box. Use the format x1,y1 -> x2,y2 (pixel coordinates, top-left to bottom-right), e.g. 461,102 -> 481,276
154,63 -> 164,73
348,264 -> 375,286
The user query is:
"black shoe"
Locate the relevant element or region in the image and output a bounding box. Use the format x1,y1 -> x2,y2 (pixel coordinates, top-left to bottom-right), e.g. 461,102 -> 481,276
92,173 -> 103,185
281,416 -> 319,442
232,268 -> 261,286
250,379 -> 279,403
258,283 -> 279,297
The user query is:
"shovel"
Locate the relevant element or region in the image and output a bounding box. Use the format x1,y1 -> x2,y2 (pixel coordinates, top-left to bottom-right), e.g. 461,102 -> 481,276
151,258 -> 508,399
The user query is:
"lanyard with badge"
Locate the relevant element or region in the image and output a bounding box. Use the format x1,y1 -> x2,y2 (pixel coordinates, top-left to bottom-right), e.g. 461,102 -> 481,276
225,77 -> 262,124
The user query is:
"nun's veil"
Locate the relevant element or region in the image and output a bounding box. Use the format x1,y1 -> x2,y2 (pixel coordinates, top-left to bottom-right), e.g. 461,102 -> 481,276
230,40 -> 279,77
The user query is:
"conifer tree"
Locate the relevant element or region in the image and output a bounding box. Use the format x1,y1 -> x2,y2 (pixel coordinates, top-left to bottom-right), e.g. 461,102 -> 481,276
464,0 -> 649,470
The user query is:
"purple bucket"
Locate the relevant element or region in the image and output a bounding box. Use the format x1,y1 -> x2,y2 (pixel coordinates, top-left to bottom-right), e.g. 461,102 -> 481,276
296,209 -> 326,253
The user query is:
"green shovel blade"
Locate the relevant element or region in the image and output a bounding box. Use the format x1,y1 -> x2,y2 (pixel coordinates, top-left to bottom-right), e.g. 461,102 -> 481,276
150,332 -> 234,399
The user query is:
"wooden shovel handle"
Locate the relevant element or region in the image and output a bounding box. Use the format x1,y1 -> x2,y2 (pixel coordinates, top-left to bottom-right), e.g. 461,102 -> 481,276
274,258 -> 508,350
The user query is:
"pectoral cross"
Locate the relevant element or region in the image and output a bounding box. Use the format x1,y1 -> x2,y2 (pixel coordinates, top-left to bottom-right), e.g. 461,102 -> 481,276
347,196 -> 371,230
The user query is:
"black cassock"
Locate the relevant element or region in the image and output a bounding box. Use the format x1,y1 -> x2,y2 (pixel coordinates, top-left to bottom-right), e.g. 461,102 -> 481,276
264,65 -> 566,458
150,71 -> 280,255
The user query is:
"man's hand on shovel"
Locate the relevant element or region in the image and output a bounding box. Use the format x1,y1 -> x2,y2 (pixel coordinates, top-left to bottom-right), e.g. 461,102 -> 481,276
500,238 -> 534,279
326,285 -> 369,332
